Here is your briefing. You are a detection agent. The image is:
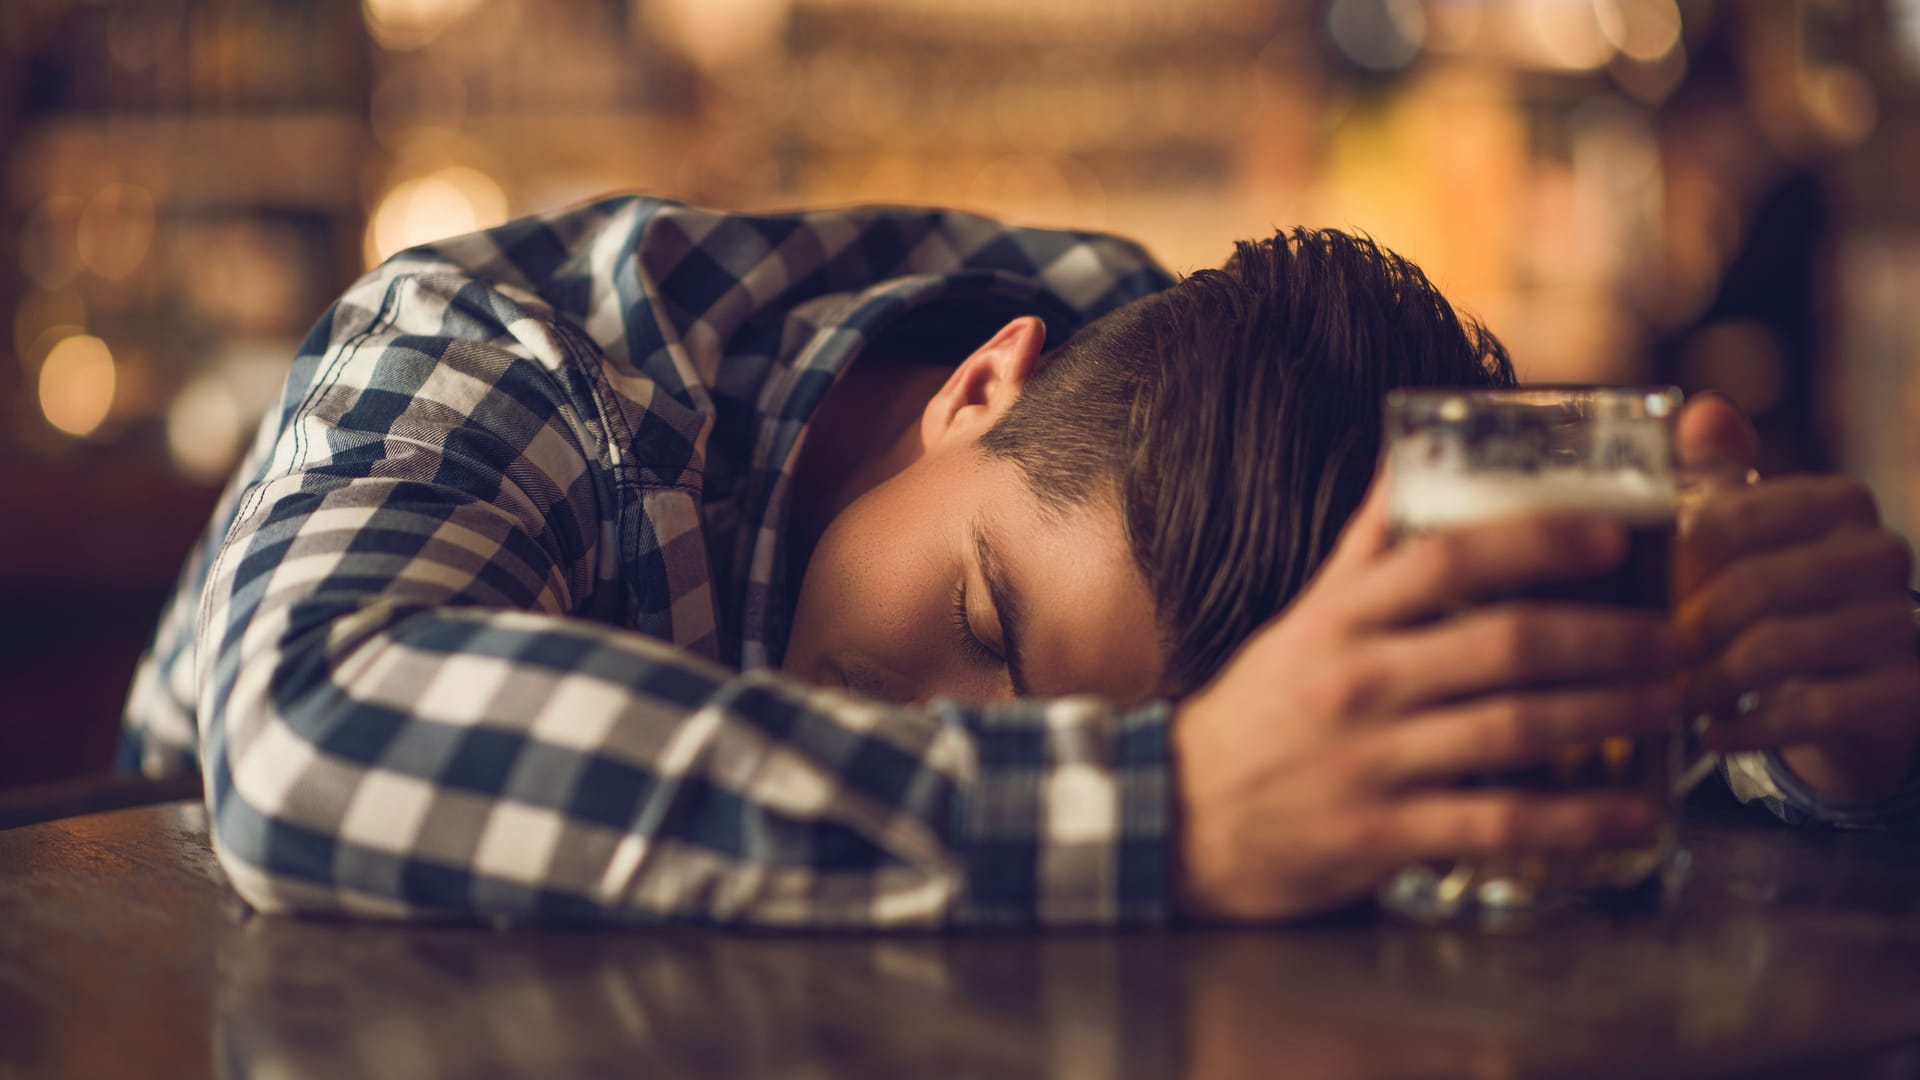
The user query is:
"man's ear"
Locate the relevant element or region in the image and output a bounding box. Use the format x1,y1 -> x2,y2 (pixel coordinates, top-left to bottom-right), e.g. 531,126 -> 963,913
918,316 -> 1046,450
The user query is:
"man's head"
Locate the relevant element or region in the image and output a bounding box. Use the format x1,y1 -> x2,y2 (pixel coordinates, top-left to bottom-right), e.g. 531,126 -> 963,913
781,228 -> 1515,704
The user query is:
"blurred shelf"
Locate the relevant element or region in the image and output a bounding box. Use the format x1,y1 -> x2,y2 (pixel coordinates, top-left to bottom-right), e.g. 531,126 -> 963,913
790,0 -> 1287,46
436,112 -> 704,181
9,112 -> 367,210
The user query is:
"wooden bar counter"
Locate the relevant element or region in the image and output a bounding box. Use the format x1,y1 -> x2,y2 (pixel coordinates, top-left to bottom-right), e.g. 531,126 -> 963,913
3,797 -> 1919,1078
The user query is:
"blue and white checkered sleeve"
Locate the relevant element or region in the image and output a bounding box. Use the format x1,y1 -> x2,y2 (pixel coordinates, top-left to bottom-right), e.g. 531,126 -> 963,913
938,697 -> 1173,926
1714,591 -> 1920,831
198,268 -> 1175,928
1719,751 -> 1920,830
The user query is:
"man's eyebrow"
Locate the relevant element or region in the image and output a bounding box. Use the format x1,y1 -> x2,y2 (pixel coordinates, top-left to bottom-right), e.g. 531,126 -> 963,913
971,520 -> 1033,698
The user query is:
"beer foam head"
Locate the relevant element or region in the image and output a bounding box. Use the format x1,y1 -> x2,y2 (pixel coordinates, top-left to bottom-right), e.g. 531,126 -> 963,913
1393,468 -> 1675,530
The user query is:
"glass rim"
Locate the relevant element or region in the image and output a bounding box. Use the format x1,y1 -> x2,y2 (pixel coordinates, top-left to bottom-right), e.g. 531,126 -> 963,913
1385,384 -> 1684,419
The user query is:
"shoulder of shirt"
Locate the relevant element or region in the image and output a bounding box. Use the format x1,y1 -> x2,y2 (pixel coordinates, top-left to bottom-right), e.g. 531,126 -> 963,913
337,194 -> 1167,329
313,196 -> 1172,471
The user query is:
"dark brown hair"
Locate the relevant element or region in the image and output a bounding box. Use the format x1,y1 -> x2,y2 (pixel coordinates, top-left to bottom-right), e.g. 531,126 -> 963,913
981,228 -> 1516,695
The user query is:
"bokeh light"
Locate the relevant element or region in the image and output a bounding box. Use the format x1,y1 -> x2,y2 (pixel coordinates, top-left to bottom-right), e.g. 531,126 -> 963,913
364,167 -> 510,267
1608,37 -> 1686,105
21,325 -> 87,382
12,289 -> 86,367
644,0 -> 789,72
1803,66 -> 1878,150
362,0 -> 486,50
166,373 -> 246,481
1899,0 -> 1920,69
76,184 -> 158,282
1326,0 -> 1427,74
1595,0 -> 1681,63
1518,0 -> 1617,71
0,0 -> 1911,806
37,334 -> 117,439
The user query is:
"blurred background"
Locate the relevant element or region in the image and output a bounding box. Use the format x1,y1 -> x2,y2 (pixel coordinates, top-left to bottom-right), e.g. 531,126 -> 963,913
0,0 -> 1915,796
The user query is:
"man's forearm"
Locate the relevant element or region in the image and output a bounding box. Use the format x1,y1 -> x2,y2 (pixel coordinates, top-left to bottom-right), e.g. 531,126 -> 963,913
204,597 -> 1173,926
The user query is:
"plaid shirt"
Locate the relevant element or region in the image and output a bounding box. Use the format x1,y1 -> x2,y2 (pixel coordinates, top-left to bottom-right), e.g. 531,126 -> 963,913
124,196 -> 1915,928
123,197 -> 1174,926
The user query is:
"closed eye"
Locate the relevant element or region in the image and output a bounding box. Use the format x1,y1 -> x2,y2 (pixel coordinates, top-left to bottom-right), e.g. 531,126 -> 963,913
948,580 -> 1003,665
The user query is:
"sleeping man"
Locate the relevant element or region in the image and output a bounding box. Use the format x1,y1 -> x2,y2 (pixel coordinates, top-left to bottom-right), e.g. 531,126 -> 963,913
125,198 -> 1920,925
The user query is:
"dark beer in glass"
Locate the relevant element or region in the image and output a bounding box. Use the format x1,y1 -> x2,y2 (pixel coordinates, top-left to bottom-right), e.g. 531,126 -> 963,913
1378,387 -> 1685,925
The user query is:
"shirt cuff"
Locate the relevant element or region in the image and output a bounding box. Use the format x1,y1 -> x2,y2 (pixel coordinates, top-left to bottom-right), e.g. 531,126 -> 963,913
939,697 -> 1173,927
1754,748 -> 1920,831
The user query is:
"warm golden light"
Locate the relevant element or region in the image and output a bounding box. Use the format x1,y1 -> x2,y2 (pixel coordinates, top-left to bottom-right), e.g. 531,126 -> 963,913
365,167 -> 509,267
361,0 -> 485,50
38,334 -> 117,438
22,324 -> 87,377
166,373 -> 247,481
1804,66 -> 1878,149
1595,0 -> 1681,63
77,183 -> 158,281
644,0 -> 788,72
1900,0 -> 1920,71
1517,0 -> 1617,71
1609,40 -> 1687,106
12,288 -> 85,365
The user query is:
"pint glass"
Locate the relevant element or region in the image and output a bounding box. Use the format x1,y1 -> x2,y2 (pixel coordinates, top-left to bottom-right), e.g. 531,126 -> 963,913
1375,386 -> 1690,925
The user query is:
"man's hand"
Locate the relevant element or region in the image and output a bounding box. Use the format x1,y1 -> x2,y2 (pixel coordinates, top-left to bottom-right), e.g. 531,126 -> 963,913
1173,474 -> 1681,922
1676,396 -> 1920,800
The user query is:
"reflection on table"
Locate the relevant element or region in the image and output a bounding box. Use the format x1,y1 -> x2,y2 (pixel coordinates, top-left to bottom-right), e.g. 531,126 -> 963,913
4,799 -> 1920,1079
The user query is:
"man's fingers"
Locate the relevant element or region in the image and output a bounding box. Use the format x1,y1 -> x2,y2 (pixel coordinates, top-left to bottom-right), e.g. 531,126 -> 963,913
1682,476 -> 1882,582
1354,682 -> 1679,788
1346,515 -> 1627,628
1678,529 -> 1913,658
1369,604 -> 1680,713
1343,791 -> 1658,864
1675,392 -> 1761,474
1703,665 -> 1920,752
1689,600 -> 1917,714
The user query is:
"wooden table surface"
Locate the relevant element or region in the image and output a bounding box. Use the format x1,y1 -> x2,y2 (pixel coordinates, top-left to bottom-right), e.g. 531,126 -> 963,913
3,799 -> 1920,1079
